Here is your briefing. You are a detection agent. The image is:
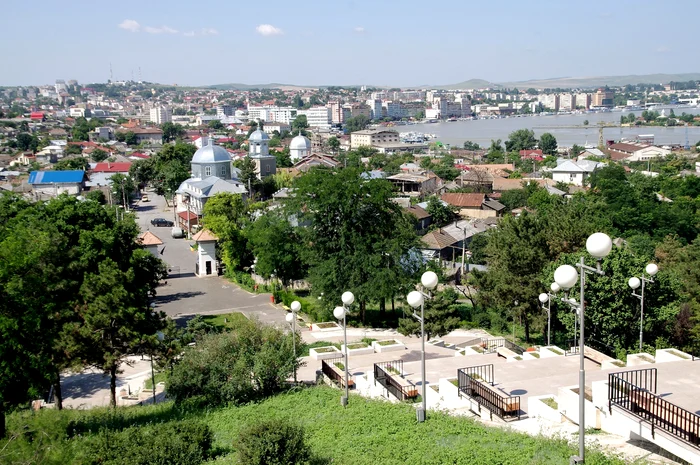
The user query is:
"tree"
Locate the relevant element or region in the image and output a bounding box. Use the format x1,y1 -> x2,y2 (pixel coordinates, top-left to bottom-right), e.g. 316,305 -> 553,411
345,114 -> 370,132
398,288 -> 461,339
291,115 -> 308,132
426,196 -> 456,227
463,141 -> 480,151
288,168 -> 419,322
432,155 -> 460,181
208,120 -> 224,130
16,132 -> 34,151
570,144 -> 584,157
327,136 -> 340,153
236,419 -> 311,465
245,212 -> 306,286
65,144 -> 83,155
110,174 -> 135,207
167,320 -> 300,406
201,193 -> 250,271
505,129 -> 537,153
129,158 -> 155,186
91,148 -> 108,162
54,157 -> 89,171
538,133 -> 558,156
237,156 -> 260,198
86,190 -> 106,204
124,131 -> 137,146
161,122 -> 185,143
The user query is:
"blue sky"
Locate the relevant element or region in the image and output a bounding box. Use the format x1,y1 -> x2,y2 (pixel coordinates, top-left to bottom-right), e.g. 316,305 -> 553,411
0,0 -> 697,87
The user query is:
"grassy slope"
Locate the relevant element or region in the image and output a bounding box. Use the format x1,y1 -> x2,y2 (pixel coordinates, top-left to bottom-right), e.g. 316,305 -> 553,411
3,387 -> 628,465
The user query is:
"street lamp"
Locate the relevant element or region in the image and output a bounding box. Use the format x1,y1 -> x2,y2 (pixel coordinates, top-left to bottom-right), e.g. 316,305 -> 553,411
554,232 -> 612,465
628,263 -> 658,352
286,300 -> 301,383
406,270 -> 439,423
539,282 -> 560,347
334,291 -> 354,407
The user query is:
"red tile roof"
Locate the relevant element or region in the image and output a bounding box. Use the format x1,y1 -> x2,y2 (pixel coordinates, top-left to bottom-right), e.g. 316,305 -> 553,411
92,162 -> 132,173
129,152 -> 150,159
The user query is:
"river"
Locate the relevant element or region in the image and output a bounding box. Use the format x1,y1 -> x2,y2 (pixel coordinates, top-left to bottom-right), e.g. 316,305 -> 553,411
392,106 -> 700,148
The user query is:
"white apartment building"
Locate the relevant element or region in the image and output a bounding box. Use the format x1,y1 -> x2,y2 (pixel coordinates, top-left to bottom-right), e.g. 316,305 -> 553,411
247,105 -> 298,125
559,94 -> 576,111
350,129 -> 400,149
150,106 -> 172,124
327,101 -> 344,124
538,94 -> 560,111
383,101 -> 407,118
216,105 -> 234,117
576,93 -> 592,109
298,106 -> 331,129
366,99 -> 383,119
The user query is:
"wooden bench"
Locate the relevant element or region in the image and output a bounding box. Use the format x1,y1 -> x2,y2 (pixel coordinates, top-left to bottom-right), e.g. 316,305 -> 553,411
496,347 -> 517,359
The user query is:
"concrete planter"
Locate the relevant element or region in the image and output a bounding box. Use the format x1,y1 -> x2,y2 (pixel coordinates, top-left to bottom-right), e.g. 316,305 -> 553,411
539,345 -> 565,358
428,339 -> 445,347
655,348 -> 692,363
521,352 -> 540,361
455,346 -> 483,357
626,352 -> 655,366
528,395 -> 563,423
311,322 -> 341,332
310,346 -> 341,360
372,339 -> 406,353
557,385 -> 600,429
341,342 -> 374,356
601,359 -> 626,370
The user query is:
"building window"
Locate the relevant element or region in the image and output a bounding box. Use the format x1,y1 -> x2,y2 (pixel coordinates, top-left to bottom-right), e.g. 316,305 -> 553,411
205,166 -> 211,176
221,166 -> 226,176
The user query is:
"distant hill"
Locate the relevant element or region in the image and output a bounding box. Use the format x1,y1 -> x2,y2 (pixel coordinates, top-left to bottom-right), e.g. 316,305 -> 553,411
434,79 -> 496,90
499,73 -> 700,89
205,83 -> 290,90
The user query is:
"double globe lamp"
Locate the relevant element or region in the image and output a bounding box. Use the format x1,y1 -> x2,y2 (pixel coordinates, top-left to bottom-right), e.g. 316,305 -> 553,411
286,300 -> 302,383
334,291 -> 355,407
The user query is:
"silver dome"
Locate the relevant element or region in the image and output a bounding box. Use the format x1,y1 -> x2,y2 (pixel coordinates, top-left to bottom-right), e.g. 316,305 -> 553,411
191,141 -> 231,164
290,134 -> 311,150
248,129 -> 270,142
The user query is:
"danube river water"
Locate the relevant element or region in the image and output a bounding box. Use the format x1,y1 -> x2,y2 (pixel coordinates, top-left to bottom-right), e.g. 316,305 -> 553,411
397,106 -> 700,148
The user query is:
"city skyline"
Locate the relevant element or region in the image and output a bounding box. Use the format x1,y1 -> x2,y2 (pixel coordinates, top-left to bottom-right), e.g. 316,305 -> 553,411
1,0 -> 698,87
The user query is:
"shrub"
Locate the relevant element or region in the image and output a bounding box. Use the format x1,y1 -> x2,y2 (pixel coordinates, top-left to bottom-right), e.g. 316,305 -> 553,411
236,419 -> 310,465
82,419 -> 212,465
167,319 -> 302,406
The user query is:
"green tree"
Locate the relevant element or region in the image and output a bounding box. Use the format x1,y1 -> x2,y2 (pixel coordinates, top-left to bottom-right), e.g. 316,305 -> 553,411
208,120 -> 224,130
54,157 -> 89,171
291,115 -> 308,132
86,190 -> 106,204
345,114 -> 370,132
570,144 -> 584,157
538,133 -> 558,156
161,122 -> 185,143
237,156 -> 260,198
327,136 -> 340,153
289,168 -> 419,321
245,212 -> 306,286
236,419 -> 311,465
91,148 -> 108,162
16,132 -> 34,151
110,173 -> 135,207
398,288 -> 461,339
426,196 -> 456,227
201,193 -> 249,271
505,129 -> 537,153
65,144 -> 83,155
124,131 -> 137,146
463,141 -> 480,150
129,158 -> 155,186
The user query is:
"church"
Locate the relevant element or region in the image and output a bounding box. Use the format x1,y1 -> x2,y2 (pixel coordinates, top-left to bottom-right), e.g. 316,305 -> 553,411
175,138 -> 247,228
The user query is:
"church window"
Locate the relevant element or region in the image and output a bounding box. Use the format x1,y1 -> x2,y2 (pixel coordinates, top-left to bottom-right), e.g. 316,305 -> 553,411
205,166 -> 212,176
221,166 -> 226,176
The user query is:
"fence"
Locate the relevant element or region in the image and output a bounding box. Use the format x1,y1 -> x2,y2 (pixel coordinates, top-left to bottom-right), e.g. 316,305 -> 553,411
322,357 -> 347,388
457,364 -> 520,420
609,369 -> 699,448
374,360 -> 418,402
482,338 -> 525,356
565,337 -> 615,358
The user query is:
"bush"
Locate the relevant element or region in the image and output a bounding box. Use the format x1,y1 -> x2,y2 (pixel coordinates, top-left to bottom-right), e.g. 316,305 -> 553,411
167,319 -> 301,406
274,289 -> 331,322
82,419 -> 212,465
236,419 -> 310,465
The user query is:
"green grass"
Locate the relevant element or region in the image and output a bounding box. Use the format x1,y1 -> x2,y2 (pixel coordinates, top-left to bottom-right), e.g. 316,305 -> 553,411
301,341 -> 340,357
334,362 -> 345,371
3,387 -> 628,465
346,343 -> 369,350
201,312 -> 249,331
312,346 -> 337,354
471,345 -> 484,353
668,349 -> 690,359
143,371 -> 167,390
541,397 -> 558,410
530,352 -> 540,359
377,339 -> 399,346
548,348 -> 563,355
449,378 -> 459,387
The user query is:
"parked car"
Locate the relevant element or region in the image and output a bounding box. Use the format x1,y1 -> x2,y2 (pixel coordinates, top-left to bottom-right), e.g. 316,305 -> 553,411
151,218 -> 174,227
171,227 -> 185,238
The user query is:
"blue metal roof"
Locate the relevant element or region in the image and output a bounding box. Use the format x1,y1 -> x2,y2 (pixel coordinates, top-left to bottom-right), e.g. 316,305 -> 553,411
29,170 -> 85,184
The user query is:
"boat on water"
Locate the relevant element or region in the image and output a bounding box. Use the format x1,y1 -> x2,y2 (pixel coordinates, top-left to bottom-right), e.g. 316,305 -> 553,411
446,117 -> 458,122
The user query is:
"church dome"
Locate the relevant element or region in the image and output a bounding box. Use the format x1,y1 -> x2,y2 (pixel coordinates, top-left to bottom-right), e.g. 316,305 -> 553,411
290,133 -> 311,151
248,129 -> 270,142
191,140 -> 231,164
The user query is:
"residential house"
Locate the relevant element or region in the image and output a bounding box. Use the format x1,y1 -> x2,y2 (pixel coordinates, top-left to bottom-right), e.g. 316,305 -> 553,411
387,171 -> 441,197
29,170 -> 86,199
578,148 -> 606,159
350,129 -> 400,150
130,127 -> 163,145
608,143 -> 671,162
421,228 -> 459,262
405,205 -> 431,233
520,149 -> 544,160
138,231 -> 164,257
440,193 -> 505,218
292,153 -> 340,172
551,159 -> 602,186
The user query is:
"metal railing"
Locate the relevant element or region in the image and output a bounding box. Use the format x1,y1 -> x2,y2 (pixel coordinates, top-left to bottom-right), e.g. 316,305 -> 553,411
457,364 -> 520,420
482,338 -> 525,355
374,360 -> 418,402
565,337 -> 615,358
322,357 -> 347,388
609,369 -> 699,449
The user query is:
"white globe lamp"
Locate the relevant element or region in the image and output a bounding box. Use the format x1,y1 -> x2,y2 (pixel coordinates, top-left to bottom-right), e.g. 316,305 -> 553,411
341,291 -> 355,306
333,306 -> 346,320
586,233 -> 613,258
550,282 -> 561,293
421,271 -> 439,290
539,293 -> 549,304
645,263 -> 658,276
407,290 -> 424,309
291,301 -> 301,312
554,265 -> 579,290
285,313 -> 294,323
628,277 -> 641,290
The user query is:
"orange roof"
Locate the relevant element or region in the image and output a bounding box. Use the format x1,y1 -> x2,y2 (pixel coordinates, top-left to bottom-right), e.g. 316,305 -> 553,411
441,193 -> 485,208
138,231 -> 163,246
192,229 -> 218,242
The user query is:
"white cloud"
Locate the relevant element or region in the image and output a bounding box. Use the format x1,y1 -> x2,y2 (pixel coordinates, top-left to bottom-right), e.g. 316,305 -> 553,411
256,24 -> 283,36
354,26 -> 365,33
184,28 -> 219,37
144,25 -> 179,34
118,19 -> 141,32
655,46 -> 670,53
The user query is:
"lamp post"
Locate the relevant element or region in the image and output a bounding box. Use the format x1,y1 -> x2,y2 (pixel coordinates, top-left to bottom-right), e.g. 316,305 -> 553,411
554,232 -> 612,465
406,270 -> 439,423
334,291 -> 354,407
628,263 -> 658,352
539,282 -> 560,347
286,300 -> 301,383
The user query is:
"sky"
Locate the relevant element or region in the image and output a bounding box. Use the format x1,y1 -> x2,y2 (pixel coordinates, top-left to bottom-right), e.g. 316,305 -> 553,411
1,0 -> 697,87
